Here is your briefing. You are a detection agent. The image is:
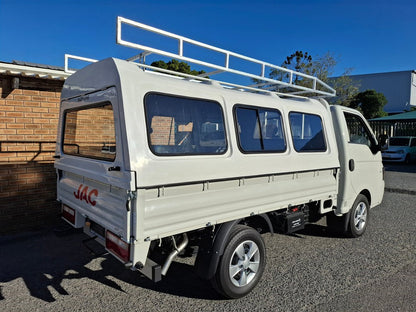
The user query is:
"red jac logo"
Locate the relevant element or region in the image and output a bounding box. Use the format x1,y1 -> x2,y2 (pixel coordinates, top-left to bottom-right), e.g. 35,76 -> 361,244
74,184 -> 98,206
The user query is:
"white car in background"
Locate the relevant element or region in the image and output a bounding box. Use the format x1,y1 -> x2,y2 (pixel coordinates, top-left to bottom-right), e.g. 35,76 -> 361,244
382,136 -> 416,164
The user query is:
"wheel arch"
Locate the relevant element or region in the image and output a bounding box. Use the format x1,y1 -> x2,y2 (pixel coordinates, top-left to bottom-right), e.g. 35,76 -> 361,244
360,189 -> 371,206
346,192 -> 370,237
338,191 -> 371,234
194,214 -> 272,280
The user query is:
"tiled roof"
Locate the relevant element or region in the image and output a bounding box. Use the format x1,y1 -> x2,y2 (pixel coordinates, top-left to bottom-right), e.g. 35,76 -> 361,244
0,60 -> 71,80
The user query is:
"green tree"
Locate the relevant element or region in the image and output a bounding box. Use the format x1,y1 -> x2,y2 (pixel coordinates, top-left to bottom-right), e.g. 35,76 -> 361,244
327,68 -> 360,106
151,59 -> 205,76
310,52 -> 360,106
350,90 -> 388,119
268,51 -> 359,105
311,52 -> 337,81
270,51 -> 313,82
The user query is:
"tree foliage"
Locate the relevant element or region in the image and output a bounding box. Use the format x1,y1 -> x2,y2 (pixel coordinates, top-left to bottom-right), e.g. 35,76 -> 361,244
151,59 -> 205,76
270,51 -> 313,82
269,51 -> 360,106
350,90 -> 388,119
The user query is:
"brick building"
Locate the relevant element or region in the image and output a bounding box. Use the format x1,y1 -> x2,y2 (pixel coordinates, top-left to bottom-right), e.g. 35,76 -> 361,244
0,61 -> 69,234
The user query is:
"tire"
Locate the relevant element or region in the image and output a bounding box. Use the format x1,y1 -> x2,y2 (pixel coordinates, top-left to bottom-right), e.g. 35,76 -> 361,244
405,154 -> 411,165
347,194 -> 369,238
211,225 -> 266,299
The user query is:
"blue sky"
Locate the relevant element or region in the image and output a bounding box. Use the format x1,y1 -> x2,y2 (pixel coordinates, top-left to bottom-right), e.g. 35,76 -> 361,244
0,0 -> 415,76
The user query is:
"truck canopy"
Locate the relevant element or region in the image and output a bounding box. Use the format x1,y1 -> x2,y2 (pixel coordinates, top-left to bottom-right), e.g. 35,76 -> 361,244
60,58 -> 340,189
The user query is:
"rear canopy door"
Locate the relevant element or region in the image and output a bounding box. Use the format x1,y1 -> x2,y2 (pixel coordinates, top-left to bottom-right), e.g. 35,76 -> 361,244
55,87 -> 135,239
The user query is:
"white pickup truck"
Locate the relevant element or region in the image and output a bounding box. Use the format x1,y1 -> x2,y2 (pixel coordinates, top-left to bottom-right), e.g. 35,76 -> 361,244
55,18 -> 384,298
382,136 -> 416,163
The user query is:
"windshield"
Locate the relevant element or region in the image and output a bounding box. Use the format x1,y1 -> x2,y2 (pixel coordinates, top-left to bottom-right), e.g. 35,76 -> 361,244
389,138 -> 410,146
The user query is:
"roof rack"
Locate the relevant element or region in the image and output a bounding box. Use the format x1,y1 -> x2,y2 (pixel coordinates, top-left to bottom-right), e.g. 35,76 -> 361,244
64,54 -> 98,74
65,17 -> 336,98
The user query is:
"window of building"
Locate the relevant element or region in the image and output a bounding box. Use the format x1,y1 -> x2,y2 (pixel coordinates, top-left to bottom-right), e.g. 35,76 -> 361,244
145,93 -> 227,155
289,112 -> 326,152
63,103 -> 116,161
234,106 -> 286,153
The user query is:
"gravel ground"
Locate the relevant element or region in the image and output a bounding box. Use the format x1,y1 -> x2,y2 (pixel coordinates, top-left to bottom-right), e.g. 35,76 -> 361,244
384,163 -> 416,194
1,172 -> 415,311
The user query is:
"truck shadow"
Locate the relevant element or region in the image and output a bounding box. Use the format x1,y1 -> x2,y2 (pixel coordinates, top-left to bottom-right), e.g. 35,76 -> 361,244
0,223 -> 220,302
95,257 -> 220,300
0,226 -> 93,303
1,218 -> 358,303
384,162 -> 416,173
295,224 -> 347,239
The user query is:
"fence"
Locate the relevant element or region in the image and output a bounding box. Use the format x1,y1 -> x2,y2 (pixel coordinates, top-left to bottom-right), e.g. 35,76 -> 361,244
369,120 -> 416,138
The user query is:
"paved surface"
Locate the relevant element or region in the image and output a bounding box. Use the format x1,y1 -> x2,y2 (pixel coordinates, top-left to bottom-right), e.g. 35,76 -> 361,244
384,162 -> 416,194
0,165 -> 415,312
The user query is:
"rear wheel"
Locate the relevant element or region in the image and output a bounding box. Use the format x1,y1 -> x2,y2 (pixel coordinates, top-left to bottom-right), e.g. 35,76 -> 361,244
211,225 -> 266,299
347,194 -> 369,238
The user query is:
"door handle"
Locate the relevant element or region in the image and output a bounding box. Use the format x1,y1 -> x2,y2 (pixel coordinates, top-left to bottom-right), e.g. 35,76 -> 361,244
108,166 -> 121,171
349,159 -> 355,171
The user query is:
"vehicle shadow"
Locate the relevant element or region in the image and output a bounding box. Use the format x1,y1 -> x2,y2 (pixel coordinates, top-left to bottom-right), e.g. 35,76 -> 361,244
90,257 -> 221,300
291,223 -> 348,239
0,222 -> 220,303
383,162 -> 416,173
0,220 -> 351,303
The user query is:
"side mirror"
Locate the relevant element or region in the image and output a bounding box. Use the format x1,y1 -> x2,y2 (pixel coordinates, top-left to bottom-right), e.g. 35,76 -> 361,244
378,135 -> 388,151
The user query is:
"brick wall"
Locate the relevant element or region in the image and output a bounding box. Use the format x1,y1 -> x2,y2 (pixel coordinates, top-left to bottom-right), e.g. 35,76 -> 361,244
0,75 -> 64,234
64,104 -> 116,160
150,116 -> 176,145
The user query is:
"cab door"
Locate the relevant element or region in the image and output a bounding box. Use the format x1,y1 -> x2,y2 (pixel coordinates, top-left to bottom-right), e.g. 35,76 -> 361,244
331,106 -> 384,214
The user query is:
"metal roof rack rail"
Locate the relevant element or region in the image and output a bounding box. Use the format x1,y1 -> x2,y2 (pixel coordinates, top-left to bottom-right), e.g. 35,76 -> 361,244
65,17 -> 336,98
64,54 -> 98,74
116,17 -> 335,97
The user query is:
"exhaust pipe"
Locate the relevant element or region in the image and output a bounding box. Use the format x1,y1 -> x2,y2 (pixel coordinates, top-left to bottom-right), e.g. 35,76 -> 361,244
161,233 -> 189,276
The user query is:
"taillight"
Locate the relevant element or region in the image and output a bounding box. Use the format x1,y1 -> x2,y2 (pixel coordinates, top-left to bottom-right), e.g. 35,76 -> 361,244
62,205 -> 75,224
105,231 -> 130,263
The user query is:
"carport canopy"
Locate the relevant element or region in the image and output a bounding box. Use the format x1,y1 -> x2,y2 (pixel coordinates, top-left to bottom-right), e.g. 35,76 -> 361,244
370,110 -> 416,121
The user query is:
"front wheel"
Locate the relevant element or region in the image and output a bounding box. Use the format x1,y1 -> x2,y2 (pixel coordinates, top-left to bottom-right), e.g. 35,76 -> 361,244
211,225 -> 266,299
347,194 -> 369,238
